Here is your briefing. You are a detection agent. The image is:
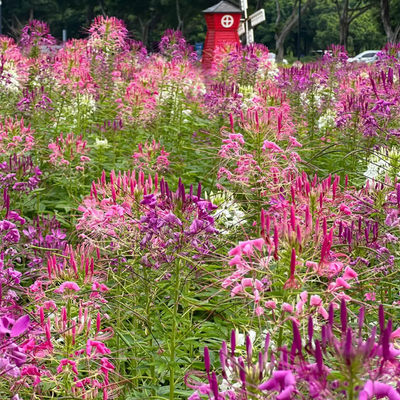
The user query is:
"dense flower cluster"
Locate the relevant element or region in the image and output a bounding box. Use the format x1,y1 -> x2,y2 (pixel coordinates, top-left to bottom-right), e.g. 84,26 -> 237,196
188,302 -> 400,399
0,116 -> 35,155
19,19 -> 56,56
0,154 -> 41,192
77,170 -> 218,271
132,140 -> 170,172
48,132 -> 91,171
88,15 -> 130,54
159,29 -> 197,62
0,14 -> 400,400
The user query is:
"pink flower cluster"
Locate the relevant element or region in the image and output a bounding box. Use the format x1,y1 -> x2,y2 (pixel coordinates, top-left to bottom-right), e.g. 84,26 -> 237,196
48,132 -> 91,171
188,303 -> 400,399
0,116 -> 35,155
132,140 -> 170,172
88,15 -> 129,54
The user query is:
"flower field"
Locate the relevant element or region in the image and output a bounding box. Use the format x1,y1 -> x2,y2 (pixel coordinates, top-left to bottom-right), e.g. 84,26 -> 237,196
2,16 -> 400,400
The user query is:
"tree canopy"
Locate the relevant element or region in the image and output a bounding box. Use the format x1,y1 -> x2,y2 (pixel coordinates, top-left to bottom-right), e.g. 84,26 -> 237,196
2,0 -> 399,56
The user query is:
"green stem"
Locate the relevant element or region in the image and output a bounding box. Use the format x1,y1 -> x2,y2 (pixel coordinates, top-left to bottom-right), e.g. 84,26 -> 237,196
144,267 -> 156,394
116,262 -> 123,378
348,369 -> 354,400
169,260 -> 181,400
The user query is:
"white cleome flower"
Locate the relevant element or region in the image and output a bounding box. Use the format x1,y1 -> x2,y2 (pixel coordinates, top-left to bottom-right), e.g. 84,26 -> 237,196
364,147 -> 400,182
0,67 -> 21,93
93,138 -> 110,149
205,190 -> 246,233
318,109 -> 337,130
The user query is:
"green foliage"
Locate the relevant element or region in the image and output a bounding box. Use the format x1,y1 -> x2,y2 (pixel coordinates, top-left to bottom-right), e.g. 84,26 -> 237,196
3,0 -> 393,56
348,9 -> 386,53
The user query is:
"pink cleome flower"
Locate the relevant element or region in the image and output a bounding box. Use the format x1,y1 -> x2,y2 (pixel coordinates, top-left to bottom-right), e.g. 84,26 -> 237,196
54,281 -> 81,294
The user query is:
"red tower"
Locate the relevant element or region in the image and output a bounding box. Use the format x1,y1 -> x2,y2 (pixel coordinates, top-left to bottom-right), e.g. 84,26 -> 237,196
202,1 -> 242,69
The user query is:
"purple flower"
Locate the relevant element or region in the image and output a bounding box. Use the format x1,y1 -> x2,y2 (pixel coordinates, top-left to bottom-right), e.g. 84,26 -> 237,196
189,219 -> 203,234
141,194 -> 157,207
4,228 -> 20,243
10,315 -> 30,337
159,29 -> 197,62
164,213 -> 182,227
359,380 -> 400,400
259,370 -> 297,399
20,20 -> 56,51
0,154 -> 41,194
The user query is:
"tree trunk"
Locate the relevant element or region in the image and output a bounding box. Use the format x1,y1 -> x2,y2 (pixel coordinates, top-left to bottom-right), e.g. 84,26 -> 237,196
337,0 -> 349,46
139,17 -> 152,47
393,26 -> 400,43
335,0 -> 371,49
276,35 -> 285,62
176,0 -> 183,31
274,0 -> 313,63
380,0 -> 400,43
339,18 -> 349,47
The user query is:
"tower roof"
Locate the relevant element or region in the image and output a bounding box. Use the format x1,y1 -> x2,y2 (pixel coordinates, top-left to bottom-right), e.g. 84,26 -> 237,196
203,1 -> 242,14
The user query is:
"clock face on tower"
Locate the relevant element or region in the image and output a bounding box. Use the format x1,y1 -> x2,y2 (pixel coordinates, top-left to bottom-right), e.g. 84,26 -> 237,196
221,14 -> 234,28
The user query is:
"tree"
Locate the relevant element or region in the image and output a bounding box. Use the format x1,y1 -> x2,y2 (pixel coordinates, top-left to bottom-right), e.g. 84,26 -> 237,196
349,8 -> 385,52
333,0 -> 372,48
380,0 -> 400,43
1,0 -> 391,57
274,0 -> 313,62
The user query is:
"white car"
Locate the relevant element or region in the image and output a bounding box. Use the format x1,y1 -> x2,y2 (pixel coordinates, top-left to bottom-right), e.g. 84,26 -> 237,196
348,50 -> 379,63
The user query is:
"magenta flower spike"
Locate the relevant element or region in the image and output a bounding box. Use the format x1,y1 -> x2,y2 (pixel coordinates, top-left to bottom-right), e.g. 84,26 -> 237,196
343,328 -> 353,365
396,184 -> 400,208
246,334 -> 252,362
230,329 -> 236,356
229,113 -> 234,132
296,225 -> 302,246
332,175 -> 340,200
369,73 -> 379,98
290,205 -> 296,231
210,371 -> 219,399
111,184 -> 117,203
273,224 -> 279,259
260,208 -> 266,238
290,248 -> 296,276
71,320 -> 76,345
284,248 -> 299,289
219,342 -> 227,378
308,316 -> 314,343
197,182 -> 202,199
96,312 -> 101,333
238,356 -> 246,388
204,347 -> 210,376
328,303 -> 335,326
292,320 -> 302,356
340,299 -> 348,333
314,340 -> 324,373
